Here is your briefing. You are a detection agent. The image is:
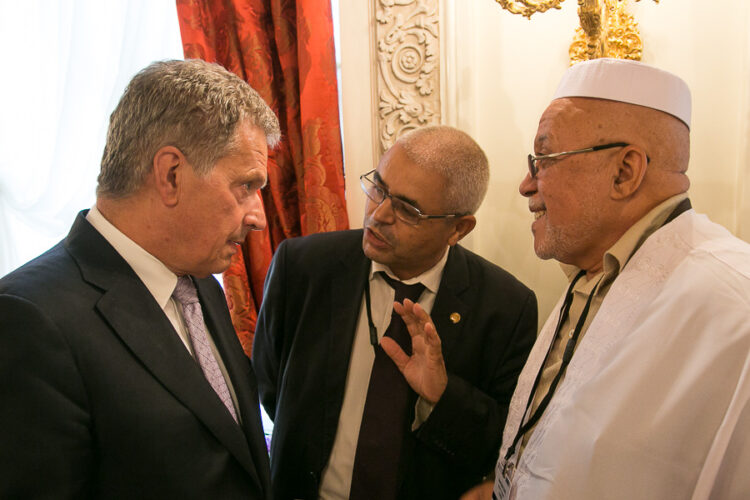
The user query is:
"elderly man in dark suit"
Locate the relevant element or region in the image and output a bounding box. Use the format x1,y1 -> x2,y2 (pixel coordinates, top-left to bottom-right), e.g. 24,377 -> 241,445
0,59 -> 280,499
253,125 -> 538,500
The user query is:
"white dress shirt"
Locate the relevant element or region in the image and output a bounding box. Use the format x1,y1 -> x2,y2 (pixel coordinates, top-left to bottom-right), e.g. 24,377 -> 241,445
318,249 -> 449,500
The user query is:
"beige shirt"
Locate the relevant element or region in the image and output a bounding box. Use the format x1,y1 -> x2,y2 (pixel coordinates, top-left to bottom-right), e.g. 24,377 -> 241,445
521,193 -> 689,450
318,249 -> 449,500
85,205 -> 241,421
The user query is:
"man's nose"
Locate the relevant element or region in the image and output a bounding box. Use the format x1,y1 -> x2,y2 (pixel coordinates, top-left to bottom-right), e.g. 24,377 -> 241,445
519,171 -> 537,198
244,191 -> 267,230
369,196 -> 396,223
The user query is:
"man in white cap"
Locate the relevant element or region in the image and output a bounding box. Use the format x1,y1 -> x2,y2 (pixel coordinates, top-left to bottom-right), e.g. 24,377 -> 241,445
462,58 -> 750,499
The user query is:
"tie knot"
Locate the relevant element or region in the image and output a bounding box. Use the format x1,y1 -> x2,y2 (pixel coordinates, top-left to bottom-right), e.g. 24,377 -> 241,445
173,276 -> 199,305
378,271 -> 425,303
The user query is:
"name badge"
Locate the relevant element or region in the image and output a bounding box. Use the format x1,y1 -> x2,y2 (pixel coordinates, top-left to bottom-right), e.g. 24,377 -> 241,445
492,457 -> 515,500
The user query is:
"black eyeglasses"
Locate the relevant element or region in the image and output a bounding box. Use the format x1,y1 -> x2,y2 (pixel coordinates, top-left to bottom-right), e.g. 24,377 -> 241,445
359,170 -> 462,226
527,142 -> 629,178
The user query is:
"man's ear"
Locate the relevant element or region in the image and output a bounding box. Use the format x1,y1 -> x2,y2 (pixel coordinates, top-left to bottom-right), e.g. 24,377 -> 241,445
448,215 -> 476,246
152,146 -> 185,207
611,146 -> 648,200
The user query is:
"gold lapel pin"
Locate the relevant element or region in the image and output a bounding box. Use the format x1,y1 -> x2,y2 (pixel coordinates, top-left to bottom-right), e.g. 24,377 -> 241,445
449,312 -> 461,324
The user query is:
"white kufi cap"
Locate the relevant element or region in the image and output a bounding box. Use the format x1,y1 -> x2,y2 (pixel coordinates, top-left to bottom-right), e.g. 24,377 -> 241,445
553,58 -> 691,129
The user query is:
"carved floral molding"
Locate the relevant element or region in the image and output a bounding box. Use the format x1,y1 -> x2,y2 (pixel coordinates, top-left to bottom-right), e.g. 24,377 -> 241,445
374,0 -> 441,153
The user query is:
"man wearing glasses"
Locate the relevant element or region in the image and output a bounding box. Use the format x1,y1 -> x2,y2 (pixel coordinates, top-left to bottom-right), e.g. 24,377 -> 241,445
253,125 -> 537,499
464,59 -> 750,500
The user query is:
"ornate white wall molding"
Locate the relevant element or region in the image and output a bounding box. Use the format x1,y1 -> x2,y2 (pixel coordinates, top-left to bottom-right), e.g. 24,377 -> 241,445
374,0 -> 442,153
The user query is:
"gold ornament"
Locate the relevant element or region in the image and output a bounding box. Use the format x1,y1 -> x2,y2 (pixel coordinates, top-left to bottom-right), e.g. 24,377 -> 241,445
494,0 -> 660,64
493,0 -> 565,19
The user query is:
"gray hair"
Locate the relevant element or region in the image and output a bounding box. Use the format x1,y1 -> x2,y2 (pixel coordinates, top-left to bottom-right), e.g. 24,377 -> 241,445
396,125 -> 489,214
97,59 -> 281,198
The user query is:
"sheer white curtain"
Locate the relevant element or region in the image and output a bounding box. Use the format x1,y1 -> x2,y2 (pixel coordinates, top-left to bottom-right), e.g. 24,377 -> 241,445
0,1 -> 183,276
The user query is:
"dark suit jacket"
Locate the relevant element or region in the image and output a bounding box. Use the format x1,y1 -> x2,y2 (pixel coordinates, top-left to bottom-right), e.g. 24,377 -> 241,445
253,229 -> 537,499
0,211 -> 271,499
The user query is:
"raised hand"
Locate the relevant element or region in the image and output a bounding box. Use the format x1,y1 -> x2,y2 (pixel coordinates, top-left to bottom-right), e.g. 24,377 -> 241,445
380,298 -> 448,404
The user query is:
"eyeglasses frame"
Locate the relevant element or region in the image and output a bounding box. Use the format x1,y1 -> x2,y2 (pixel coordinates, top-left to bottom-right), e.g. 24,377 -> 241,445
527,142 -> 631,178
359,169 -> 464,226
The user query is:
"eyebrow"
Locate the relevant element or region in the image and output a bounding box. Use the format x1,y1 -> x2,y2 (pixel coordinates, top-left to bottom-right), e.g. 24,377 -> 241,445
533,134 -> 550,152
244,171 -> 267,190
373,171 -> 421,209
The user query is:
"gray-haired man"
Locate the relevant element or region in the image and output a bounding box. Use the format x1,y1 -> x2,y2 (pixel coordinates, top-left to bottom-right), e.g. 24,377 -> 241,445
0,59 -> 279,498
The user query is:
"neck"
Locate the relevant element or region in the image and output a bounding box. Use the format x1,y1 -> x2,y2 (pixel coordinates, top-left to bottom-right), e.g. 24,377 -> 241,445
96,195 -> 170,264
585,265 -> 603,280
570,249 -> 606,281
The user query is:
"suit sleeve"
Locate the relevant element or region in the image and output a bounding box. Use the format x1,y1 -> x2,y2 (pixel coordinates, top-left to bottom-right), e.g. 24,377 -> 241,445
414,289 -> 537,473
252,241 -> 288,422
0,294 -> 93,498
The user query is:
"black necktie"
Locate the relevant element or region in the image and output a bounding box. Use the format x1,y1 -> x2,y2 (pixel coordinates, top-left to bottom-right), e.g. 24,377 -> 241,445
350,272 -> 425,500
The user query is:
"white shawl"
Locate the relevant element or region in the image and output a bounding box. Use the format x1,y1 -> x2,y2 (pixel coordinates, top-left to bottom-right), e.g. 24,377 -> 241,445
496,210 -> 750,499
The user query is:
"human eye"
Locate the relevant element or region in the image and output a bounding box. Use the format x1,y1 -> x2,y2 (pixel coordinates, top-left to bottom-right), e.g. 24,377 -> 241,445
242,176 -> 266,193
534,154 -> 556,171
233,176 -> 266,203
367,181 -> 387,202
392,198 -> 420,219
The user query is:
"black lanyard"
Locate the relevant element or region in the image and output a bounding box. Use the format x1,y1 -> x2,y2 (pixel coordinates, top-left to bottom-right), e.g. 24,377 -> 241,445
504,269 -> 601,462
364,278 -> 379,350
503,197 -> 693,463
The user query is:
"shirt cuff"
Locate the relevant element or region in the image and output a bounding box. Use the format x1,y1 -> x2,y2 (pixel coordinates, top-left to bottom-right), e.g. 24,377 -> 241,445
411,396 -> 436,431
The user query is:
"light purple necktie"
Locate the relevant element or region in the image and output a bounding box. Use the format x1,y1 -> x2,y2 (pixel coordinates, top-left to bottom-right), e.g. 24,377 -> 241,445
173,276 -> 238,423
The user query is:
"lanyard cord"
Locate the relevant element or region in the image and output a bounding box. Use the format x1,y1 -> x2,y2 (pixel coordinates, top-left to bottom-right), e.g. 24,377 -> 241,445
364,278 -> 378,351
504,269 -> 602,462
503,197 -> 693,465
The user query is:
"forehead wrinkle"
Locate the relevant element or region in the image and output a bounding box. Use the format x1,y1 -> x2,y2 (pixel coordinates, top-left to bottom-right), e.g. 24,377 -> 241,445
373,170 -> 421,209
540,98 -> 612,151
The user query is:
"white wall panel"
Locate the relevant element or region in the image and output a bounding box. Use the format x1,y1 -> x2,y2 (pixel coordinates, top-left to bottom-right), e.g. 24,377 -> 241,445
339,0 -> 750,323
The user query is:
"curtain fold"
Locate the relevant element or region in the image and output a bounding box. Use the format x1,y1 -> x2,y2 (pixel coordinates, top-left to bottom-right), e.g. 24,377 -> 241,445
176,0 -> 349,356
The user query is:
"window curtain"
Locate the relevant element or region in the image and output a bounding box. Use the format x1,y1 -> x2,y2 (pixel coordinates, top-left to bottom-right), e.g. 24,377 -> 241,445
176,0 -> 349,356
0,1 -> 183,277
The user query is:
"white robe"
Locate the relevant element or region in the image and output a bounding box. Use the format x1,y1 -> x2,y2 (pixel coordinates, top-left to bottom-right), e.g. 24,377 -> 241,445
496,210 -> 750,499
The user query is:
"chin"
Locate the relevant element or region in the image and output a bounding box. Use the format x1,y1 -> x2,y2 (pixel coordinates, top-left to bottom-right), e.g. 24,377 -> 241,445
213,260 -> 233,276
533,242 -> 555,261
363,245 -> 390,267
362,242 -> 377,260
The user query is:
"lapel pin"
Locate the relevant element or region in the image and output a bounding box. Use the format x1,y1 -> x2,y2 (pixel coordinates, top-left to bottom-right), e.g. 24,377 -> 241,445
450,312 -> 461,324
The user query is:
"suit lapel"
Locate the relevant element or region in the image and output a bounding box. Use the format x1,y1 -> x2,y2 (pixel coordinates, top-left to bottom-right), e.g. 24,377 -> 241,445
195,277 -> 268,491
322,231 -> 371,446
65,212 -> 262,486
431,246 -> 471,357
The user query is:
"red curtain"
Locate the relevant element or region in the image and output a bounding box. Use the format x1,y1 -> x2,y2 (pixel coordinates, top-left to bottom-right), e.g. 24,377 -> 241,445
176,0 -> 349,356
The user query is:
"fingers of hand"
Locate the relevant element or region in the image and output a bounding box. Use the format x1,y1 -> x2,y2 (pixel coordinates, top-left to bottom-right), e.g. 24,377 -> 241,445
398,299 -> 433,338
380,336 -> 409,371
424,321 -> 442,348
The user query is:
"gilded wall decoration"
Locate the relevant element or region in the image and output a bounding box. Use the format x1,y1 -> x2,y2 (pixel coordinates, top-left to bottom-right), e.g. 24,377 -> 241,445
494,0 -> 660,64
375,0 -> 441,152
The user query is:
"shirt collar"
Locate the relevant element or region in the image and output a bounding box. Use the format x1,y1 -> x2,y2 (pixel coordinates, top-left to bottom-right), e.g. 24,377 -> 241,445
561,192 -> 689,286
86,205 -> 178,309
370,247 -> 449,294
